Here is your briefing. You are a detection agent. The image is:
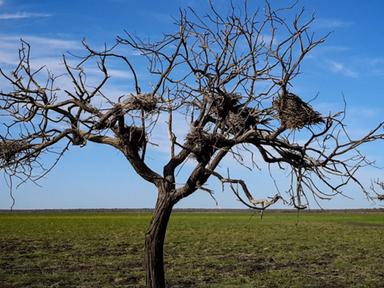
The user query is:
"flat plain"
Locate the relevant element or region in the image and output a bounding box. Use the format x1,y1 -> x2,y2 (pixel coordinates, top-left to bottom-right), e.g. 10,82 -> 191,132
0,210 -> 383,287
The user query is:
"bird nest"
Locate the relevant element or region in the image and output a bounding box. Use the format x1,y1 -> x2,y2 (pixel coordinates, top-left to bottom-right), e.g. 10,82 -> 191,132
185,129 -> 212,156
127,93 -> 157,112
226,111 -> 246,127
272,93 -> 323,129
185,128 -> 227,161
227,107 -> 262,127
0,140 -> 27,165
378,194 -> 384,201
207,92 -> 266,134
120,126 -> 147,151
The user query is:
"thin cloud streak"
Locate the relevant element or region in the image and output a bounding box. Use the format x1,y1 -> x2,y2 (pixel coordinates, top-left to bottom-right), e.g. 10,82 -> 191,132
328,60 -> 358,78
0,12 -> 51,20
314,18 -> 354,29
0,34 -> 81,55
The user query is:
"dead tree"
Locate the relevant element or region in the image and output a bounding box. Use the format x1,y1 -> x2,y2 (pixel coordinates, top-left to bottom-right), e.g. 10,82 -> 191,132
1,2 -> 383,287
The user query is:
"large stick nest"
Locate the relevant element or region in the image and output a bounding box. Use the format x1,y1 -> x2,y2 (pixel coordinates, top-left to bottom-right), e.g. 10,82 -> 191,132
272,93 -> 324,129
210,92 -> 241,118
0,140 -> 28,165
185,128 -> 227,161
208,92 -> 267,133
126,93 -> 157,112
120,126 -> 147,151
225,107 -> 267,133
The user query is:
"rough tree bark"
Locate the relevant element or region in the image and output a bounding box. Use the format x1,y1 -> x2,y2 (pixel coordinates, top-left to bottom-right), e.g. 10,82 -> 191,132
145,188 -> 174,288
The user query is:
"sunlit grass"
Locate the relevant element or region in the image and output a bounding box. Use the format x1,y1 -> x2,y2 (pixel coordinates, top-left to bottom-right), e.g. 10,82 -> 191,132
1,211 -> 383,287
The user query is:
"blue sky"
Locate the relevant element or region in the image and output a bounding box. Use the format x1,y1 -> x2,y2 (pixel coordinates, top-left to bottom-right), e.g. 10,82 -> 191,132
0,0 -> 383,210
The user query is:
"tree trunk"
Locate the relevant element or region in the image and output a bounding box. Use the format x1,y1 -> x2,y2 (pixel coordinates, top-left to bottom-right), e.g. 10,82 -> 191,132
145,191 -> 174,288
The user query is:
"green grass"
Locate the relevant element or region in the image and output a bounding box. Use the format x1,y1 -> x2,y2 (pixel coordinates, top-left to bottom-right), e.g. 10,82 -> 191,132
1,211 -> 383,287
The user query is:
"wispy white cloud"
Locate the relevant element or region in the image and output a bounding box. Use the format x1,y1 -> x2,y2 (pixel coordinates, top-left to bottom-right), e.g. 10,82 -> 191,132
360,57 -> 384,77
315,18 -> 354,29
0,33 -> 139,113
348,107 -> 381,119
366,57 -> 384,67
0,35 -> 146,81
0,0 -> 4,7
0,35 -> 79,51
0,35 -> 81,67
328,60 -> 358,78
87,68 -> 133,79
0,35 -> 80,78
319,45 -> 350,53
0,12 -> 51,20
108,69 -> 133,79
141,11 -> 172,24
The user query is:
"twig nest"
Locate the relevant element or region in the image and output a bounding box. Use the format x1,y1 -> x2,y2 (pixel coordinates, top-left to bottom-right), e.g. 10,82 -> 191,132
127,93 -> 157,112
226,107 -> 263,133
185,129 -> 212,157
72,133 -> 85,146
208,91 -> 267,134
272,93 -> 323,129
378,194 -> 384,201
185,128 -> 227,162
210,92 -> 242,119
0,140 -> 27,164
120,126 -> 146,150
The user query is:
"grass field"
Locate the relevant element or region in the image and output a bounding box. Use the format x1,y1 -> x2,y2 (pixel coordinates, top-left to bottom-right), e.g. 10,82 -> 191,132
0,210 -> 383,287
